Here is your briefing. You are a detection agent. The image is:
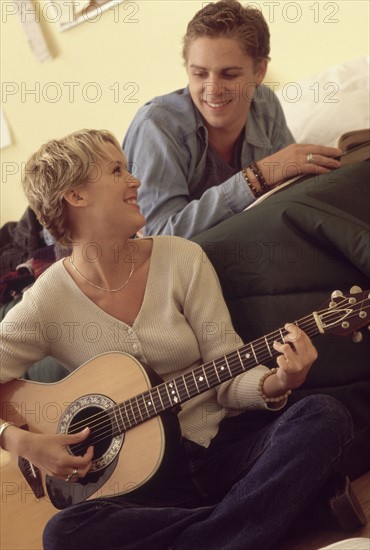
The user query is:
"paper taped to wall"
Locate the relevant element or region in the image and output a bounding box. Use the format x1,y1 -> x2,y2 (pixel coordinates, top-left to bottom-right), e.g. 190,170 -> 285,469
0,109 -> 12,149
14,0 -> 52,62
50,0 -> 125,32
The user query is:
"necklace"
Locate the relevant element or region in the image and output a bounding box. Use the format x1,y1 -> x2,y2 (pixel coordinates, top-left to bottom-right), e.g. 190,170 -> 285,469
69,253 -> 135,292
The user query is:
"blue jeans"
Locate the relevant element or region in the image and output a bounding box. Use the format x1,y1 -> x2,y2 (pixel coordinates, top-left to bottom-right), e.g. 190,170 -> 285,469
43,395 -> 354,550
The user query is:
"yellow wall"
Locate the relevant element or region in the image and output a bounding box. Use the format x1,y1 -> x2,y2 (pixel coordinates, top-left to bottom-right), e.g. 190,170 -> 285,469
1,0 -> 369,225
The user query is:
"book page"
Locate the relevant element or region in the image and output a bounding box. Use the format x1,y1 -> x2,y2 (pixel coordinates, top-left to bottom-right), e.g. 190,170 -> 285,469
338,128 -> 370,151
244,175 -> 303,211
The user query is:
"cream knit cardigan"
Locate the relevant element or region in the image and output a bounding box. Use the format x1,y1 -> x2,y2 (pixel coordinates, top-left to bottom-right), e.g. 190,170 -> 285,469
0,236 -> 281,447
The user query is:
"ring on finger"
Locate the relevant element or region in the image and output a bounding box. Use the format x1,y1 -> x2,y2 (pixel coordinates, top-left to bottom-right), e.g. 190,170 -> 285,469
65,468 -> 79,482
307,153 -> 313,164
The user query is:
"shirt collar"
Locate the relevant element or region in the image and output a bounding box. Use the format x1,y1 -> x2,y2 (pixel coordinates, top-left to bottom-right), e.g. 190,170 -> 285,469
244,96 -> 273,149
183,87 -> 207,134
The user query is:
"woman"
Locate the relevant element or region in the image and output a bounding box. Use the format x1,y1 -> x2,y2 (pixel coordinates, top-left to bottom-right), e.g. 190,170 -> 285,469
0,130 -> 353,549
123,0 -> 342,238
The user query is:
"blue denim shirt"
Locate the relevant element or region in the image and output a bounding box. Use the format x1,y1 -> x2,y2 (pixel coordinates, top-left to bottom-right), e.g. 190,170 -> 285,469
123,85 -> 294,238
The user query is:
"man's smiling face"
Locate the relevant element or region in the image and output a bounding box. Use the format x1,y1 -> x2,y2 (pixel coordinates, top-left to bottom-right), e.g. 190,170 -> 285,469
187,36 -> 267,137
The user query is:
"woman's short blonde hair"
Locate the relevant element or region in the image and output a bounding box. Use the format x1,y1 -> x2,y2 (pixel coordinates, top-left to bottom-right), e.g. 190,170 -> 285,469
22,129 -> 122,245
183,0 -> 270,67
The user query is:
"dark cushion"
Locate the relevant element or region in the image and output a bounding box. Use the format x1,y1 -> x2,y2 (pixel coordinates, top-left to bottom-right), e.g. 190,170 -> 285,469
192,161 -> 370,478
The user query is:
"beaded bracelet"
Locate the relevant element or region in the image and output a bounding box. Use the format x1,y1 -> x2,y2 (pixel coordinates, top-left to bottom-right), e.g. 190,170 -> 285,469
0,421 -> 15,449
248,161 -> 269,194
242,168 -> 263,198
258,368 -> 292,403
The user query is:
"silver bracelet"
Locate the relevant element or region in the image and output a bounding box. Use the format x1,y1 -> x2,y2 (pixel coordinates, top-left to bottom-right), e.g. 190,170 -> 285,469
0,422 -> 15,449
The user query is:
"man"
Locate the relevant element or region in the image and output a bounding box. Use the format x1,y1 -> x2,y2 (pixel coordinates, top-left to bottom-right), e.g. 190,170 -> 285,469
123,0 -> 341,238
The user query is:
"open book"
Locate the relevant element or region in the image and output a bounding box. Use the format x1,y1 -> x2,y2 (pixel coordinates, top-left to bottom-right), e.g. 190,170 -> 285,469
335,128 -> 370,164
245,128 -> 370,210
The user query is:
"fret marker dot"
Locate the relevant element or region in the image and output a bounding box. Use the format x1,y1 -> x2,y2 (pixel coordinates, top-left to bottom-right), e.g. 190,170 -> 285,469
199,376 -> 204,382
221,366 -> 225,370
245,353 -> 251,359
148,401 -> 152,406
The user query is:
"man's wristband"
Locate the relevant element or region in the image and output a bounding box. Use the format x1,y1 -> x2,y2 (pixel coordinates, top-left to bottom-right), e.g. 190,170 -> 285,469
248,161 -> 269,194
242,167 -> 263,198
242,162 -> 269,198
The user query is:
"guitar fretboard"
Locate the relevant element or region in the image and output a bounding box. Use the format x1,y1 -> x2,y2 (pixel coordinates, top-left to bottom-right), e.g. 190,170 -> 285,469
110,313 -> 318,434
65,290 -> 368,450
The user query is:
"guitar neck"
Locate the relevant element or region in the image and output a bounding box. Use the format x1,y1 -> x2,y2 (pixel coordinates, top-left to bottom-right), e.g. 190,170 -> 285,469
111,313 -> 320,434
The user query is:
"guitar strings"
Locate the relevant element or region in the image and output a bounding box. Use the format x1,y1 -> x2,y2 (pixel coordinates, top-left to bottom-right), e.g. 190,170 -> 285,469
69,299 -> 369,453
68,297 -> 369,454
69,297 -> 369,452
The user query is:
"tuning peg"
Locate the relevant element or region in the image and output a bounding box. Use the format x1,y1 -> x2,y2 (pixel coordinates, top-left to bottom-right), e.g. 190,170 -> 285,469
331,290 -> 343,299
352,331 -> 363,343
350,286 -> 362,294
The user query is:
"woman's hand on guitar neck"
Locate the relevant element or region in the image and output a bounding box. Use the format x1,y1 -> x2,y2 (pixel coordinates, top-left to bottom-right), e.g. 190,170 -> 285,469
264,324 -> 318,398
2,424 -> 94,479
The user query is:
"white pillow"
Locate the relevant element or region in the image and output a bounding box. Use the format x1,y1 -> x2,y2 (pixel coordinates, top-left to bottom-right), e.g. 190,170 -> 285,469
275,57 -> 370,145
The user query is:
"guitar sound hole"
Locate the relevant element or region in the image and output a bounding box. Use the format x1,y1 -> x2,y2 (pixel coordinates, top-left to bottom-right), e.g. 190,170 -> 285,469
68,406 -> 113,462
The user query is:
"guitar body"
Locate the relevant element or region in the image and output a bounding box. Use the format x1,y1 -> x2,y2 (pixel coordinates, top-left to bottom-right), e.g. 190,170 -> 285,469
1,289 -> 368,548
1,352 -> 181,510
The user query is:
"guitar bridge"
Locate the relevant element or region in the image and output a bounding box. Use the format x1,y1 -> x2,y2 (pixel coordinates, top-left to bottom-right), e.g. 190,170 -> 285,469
18,456 -> 44,498
18,424 -> 44,498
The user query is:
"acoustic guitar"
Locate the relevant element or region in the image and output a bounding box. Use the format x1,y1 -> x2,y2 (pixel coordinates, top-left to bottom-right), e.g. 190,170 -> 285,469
1,288 -> 369,520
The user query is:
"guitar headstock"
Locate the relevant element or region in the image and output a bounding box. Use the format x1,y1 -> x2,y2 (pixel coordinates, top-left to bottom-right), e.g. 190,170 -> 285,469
318,286 -> 370,337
